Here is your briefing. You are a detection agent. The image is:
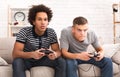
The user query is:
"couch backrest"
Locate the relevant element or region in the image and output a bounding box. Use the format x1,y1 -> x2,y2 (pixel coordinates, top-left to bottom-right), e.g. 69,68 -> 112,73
0,37 -> 16,64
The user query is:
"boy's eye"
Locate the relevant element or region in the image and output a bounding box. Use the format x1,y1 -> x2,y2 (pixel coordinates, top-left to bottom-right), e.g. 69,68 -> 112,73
78,29 -> 82,32
77,29 -> 88,32
84,29 -> 87,32
44,18 -> 48,21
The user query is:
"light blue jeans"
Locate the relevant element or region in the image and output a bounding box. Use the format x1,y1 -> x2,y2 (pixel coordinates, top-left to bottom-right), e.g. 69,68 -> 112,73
66,57 -> 113,77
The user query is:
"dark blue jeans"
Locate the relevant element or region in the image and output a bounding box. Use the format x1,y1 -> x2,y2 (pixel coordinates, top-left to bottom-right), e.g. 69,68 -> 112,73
66,57 -> 113,77
12,56 -> 66,77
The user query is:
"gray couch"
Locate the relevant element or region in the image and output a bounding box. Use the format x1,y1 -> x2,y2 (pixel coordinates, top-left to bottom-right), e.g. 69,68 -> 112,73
0,37 -> 120,77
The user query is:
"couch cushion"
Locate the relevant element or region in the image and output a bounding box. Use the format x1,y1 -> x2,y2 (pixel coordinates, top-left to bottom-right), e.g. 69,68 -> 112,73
0,57 -> 8,65
0,65 -> 12,77
26,70 -> 30,77
30,66 -> 54,77
113,62 -> 120,75
103,43 -> 120,58
0,64 -> 30,77
78,62 -> 119,77
0,37 -> 16,64
112,50 -> 120,65
78,64 -> 100,77
87,44 -> 120,58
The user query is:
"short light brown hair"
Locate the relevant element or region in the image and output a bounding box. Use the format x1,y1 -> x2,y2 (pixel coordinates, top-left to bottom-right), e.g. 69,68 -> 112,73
73,16 -> 88,25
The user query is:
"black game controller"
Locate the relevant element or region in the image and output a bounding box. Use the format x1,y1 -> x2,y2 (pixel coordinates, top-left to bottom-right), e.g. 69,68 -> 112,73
40,49 -> 53,55
89,52 -> 100,57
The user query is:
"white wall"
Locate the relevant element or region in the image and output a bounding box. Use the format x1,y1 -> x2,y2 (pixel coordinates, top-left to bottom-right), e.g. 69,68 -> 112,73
0,0 -> 8,37
0,0 -> 120,44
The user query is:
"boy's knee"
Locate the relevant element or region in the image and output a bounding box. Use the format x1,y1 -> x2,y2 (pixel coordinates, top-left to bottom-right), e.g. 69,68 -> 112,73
103,57 -> 113,66
12,58 -> 24,66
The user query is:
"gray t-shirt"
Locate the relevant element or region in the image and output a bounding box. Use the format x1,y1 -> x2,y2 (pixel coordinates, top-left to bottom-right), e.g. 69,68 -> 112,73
60,26 -> 100,53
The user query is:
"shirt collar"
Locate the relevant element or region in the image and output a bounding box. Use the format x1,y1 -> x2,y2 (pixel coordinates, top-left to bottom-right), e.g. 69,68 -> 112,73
32,27 -> 48,38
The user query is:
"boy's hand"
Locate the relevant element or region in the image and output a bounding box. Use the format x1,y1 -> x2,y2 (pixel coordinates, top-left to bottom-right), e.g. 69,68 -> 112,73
31,49 -> 45,59
47,50 -> 57,60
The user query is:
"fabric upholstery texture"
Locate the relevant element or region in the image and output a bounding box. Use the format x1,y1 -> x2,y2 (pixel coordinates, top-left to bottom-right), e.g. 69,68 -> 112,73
112,51 -> 120,64
0,57 -> 8,65
103,44 -> 120,58
30,66 -> 54,77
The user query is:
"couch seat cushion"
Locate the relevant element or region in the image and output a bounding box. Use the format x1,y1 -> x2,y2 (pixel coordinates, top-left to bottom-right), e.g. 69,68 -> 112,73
30,66 -> 54,77
78,64 -> 100,77
0,64 -> 12,77
113,62 -> 120,75
78,62 -> 119,77
25,70 -> 30,77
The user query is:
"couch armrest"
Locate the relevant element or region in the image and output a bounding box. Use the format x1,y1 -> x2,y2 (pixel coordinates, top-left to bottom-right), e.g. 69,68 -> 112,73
0,37 -> 16,64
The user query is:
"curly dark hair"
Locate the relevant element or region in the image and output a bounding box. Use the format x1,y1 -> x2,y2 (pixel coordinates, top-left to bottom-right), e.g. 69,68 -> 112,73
73,16 -> 88,25
28,4 -> 53,26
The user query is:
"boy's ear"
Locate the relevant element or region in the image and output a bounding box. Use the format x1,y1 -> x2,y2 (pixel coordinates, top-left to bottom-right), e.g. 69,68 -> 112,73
72,26 -> 74,33
33,21 -> 35,25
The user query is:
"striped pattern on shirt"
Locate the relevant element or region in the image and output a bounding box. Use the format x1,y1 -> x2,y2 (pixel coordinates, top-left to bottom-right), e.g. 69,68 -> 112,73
16,26 -> 58,52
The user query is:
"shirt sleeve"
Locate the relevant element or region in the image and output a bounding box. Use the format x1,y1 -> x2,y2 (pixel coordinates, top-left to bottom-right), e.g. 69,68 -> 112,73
91,31 -> 101,49
60,29 -> 69,50
16,28 -> 27,44
50,29 -> 58,44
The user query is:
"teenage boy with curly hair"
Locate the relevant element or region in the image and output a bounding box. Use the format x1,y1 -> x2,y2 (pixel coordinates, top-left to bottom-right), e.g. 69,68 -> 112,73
12,4 -> 66,77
